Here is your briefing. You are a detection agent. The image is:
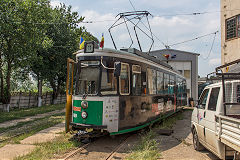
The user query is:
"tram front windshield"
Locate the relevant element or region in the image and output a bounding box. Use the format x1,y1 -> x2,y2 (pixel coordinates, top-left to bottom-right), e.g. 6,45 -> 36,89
75,61 -> 100,95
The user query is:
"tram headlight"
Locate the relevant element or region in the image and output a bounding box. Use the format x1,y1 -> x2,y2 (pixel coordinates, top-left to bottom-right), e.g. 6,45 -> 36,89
81,111 -> 88,119
81,101 -> 88,109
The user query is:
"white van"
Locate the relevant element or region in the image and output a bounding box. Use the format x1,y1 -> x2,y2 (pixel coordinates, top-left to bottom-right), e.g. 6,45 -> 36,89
191,80 -> 240,159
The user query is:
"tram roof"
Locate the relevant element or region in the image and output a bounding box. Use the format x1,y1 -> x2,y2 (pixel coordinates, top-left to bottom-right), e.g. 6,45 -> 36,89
74,48 -> 185,79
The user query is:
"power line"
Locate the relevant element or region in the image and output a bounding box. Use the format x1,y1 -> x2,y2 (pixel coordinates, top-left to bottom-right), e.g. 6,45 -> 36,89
153,9 -> 240,17
5,20 -> 115,25
201,31 -> 218,60
5,8 -> 240,25
139,20 -> 166,47
127,0 -> 166,48
128,0 -> 136,11
168,31 -> 219,47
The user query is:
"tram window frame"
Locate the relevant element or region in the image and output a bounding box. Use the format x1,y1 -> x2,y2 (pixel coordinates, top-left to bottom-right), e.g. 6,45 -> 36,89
76,60 -> 100,96
157,71 -> 164,94
100,61 -> 118,95
147,68 -> 157,95
132,65 -> 141,96
164,73 -> 169,94
119,63 -> 130,95
169,75 -> 175,95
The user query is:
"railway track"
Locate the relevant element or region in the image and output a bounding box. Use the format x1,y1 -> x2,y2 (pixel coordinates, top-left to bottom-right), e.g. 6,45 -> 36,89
62,134 -> 133,160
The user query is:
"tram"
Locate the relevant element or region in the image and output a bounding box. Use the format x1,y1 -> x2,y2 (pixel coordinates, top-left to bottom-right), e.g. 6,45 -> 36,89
65,42 -> 187,136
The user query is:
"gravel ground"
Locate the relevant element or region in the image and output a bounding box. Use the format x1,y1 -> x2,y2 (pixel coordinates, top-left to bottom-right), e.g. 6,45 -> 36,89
156,110 -> 218,160
61,110 -> 219,160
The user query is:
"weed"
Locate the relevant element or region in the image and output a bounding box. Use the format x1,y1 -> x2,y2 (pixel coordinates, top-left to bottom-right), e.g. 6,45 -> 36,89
15,133 -> 81,160
126,130 -> 160,160
158,112 -> 183,129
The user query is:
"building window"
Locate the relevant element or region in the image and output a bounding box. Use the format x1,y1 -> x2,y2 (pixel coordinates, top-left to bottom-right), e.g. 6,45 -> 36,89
226,17 -> 237,40
184,70 -> 190,79
132,65 -> 141,95
226,15 -> 240,40
120,63 -> 130,95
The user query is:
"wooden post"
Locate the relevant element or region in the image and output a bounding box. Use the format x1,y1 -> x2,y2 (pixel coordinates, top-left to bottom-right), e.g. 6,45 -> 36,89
28,91 -> 31,108
45,92 -> 47,105
18,91 -> 22,109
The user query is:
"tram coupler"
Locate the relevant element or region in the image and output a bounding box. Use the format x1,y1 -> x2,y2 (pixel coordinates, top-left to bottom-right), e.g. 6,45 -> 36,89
72,129 -> 107,143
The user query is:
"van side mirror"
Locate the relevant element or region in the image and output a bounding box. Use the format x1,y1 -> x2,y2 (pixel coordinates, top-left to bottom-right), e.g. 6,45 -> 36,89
114,62 -> 121,77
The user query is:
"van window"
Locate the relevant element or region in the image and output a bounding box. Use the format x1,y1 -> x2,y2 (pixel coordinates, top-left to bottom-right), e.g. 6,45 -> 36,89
198,89 -> 209,109
208,87 -> 220,111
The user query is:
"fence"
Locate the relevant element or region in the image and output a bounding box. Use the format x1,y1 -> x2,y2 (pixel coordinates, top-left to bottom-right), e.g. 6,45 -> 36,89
0,92 -> 66,111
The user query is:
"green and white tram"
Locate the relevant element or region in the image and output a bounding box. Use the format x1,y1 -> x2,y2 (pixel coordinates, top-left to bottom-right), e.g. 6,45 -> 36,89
65,43 -> 187,136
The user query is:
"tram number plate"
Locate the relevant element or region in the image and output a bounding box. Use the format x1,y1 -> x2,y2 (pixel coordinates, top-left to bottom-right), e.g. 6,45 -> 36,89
86,128 -> 93,132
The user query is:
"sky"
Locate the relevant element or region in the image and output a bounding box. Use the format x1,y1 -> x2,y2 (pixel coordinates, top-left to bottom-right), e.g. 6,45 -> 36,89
50,0 -> 221,77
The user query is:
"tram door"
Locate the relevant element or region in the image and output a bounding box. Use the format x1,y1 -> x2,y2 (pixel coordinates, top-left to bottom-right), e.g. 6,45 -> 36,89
141,71 -> 147,94
65,58 -> 75,132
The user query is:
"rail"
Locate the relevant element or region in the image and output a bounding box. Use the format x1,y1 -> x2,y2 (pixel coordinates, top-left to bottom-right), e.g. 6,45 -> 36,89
215,115 -> 240,152
62,134 -> 132,160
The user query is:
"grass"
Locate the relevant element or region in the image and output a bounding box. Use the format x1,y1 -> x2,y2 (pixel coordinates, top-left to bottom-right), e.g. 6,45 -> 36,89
126,130 -> 160,160
158,111 -> 184,129
0,104 -> 65,123
126,111 -> 184,160
15,133 -> 81,160
0,113 -> 65,148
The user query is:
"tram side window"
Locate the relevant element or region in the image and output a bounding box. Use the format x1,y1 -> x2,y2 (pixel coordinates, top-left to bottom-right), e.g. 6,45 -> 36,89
168,75 -> 175,95
120,63 -> 130,95
101,61 -> 117,95
132,65 -> 141,95
177,78 -> 182,95
147,68 -> 157,94
164,73 -> 169,94
157,71 -> 164,94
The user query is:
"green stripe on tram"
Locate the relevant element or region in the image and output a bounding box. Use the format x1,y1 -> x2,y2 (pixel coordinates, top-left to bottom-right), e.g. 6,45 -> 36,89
110,109 -> 181,135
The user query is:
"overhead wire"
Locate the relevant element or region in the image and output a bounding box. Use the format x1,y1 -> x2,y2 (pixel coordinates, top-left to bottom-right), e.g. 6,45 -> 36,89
168,31 -> 219,47
4,9 -> 240,25
127,0 -> 167,48
200,31 -> 218,60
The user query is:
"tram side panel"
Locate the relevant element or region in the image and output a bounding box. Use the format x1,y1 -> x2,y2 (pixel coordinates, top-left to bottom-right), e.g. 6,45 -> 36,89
118,95 -> 175,130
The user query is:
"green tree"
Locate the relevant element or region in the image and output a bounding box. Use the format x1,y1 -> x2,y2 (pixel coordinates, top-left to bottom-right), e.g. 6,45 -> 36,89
31,4 -> 98,104
0,0 -> 51,104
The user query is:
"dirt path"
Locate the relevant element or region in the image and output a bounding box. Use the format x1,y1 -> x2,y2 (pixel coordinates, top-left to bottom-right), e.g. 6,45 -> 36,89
0,122 -> 65,160
0,109 -> 65,128
156,110 -> 218,160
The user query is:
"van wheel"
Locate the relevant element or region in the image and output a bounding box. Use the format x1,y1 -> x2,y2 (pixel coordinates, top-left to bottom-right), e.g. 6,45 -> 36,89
193,128 -> 204,151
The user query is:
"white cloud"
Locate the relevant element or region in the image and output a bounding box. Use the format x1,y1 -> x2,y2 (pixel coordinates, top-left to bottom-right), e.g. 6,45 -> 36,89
55,0 -> 221,77
209,58 -> 221,66
50,0 -> 61,8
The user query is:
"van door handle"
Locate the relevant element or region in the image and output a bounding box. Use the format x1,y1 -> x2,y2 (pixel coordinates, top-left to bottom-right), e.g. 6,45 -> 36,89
204,111 -> 206,118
